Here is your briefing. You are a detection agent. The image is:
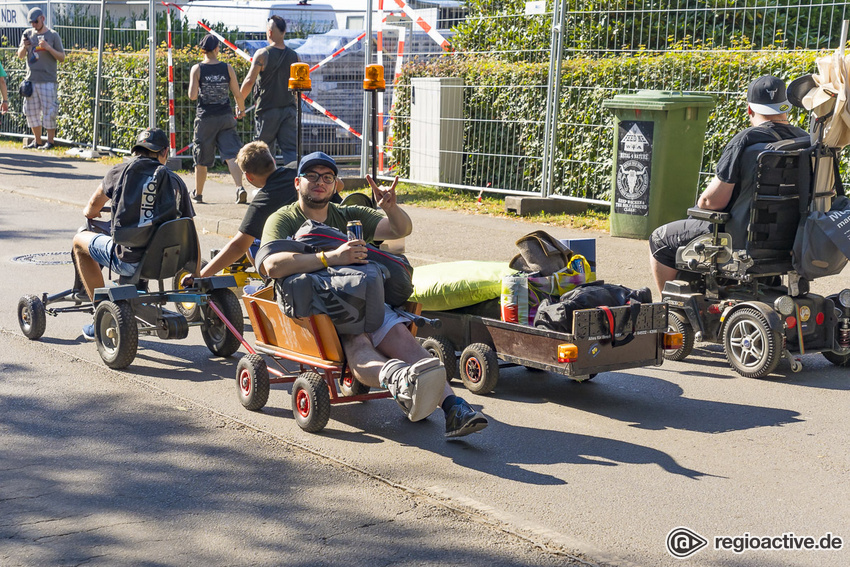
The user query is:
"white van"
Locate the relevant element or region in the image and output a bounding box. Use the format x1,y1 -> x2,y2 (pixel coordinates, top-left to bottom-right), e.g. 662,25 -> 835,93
181,0 -> 337,36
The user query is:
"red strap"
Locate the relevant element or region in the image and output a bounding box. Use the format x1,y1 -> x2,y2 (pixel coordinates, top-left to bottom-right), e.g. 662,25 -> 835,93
599,305 -> 615,340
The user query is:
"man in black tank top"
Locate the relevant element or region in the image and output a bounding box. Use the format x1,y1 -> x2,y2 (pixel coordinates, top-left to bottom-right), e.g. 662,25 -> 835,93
188,34 -> 247,204
240,15 -> 300,166
648,75 -> 808,293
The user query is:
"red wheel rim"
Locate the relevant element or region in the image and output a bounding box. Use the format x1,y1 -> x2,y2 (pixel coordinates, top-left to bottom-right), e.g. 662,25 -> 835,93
239,368 -> 251,396
296,388 -> 310,418
465,358 -> 482,383
343,375 -> 353,388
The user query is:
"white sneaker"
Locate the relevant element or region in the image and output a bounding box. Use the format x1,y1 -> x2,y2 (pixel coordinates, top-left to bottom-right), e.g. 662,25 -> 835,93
380,357 -> 446,422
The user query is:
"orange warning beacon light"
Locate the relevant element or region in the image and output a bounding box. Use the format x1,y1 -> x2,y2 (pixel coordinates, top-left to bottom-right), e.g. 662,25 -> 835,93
363,64 -> 386,91
289,62 -> 311,91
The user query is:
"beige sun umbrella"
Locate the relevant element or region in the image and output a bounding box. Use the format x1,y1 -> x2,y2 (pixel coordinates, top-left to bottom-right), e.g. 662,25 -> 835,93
788,21 -> 850,211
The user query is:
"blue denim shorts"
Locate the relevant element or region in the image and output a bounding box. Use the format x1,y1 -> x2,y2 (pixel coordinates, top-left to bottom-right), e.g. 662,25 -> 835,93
88,234 -> 139,277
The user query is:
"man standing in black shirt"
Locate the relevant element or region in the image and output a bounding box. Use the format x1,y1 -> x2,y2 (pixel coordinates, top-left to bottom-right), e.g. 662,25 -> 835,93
649,75 -> 808,293
188,34 -> 247,204
240,15 -> 300,165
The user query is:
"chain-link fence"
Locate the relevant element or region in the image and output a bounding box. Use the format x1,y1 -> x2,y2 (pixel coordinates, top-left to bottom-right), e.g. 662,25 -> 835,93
1,1 -> 848,202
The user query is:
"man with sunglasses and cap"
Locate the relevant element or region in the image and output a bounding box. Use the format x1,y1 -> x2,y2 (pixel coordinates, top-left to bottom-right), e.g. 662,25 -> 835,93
73,128 -> 196,341
259,151 -> 489,439
17,7 -> 64,150
649,74 -> 808,294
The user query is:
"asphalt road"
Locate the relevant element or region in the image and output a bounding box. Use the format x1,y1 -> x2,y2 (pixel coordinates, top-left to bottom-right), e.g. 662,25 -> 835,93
1,149 -> 849,566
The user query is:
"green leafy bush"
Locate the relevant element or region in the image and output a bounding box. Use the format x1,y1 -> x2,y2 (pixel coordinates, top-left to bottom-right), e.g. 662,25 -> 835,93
390,49 -> 822,200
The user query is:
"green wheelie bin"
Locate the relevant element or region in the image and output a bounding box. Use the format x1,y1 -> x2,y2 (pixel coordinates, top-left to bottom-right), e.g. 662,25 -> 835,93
602,91 -> 716,239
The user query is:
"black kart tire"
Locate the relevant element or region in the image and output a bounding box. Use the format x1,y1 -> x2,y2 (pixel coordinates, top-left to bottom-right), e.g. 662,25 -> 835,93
338,373 -> 370,396
172,259 -> 208,322
18,294 -> 46,340
459,343 -> 499,394
665,310 -> 695,362
420,335 -> 458,382
201,288 -> 244,358
94,300 -> 138,369
237,354 -> 270,411
292,372 -> 331,433
722,308 -> 782,378
822,350 -> 850,367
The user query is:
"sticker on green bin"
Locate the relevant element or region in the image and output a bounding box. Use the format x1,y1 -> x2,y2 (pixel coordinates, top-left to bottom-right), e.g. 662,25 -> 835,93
615,121 -> 653,216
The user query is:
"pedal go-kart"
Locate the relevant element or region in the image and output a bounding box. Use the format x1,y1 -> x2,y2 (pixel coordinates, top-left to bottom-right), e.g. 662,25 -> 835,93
662,134 -> 850,377
234,285 -> 434,433
17,218 -> 244,370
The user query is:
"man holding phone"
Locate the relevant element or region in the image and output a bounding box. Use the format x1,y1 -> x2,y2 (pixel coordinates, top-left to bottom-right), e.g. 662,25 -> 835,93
17,7 -> 65,150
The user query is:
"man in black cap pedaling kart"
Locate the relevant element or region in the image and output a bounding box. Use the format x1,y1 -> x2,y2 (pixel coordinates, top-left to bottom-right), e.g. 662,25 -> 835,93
259,151 -> 489,439
73,127 -> 196,341
649,75 -> 808,294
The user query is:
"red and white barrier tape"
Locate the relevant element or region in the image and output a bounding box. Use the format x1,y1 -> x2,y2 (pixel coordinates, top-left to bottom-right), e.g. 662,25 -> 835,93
302,94 -> 362,139
390,0 -> 451,50
162,2 -> 253,62
165,4 -> 176,155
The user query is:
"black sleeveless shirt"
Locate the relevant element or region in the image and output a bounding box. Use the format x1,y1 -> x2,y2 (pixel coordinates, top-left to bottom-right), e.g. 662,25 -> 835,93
256,46 -> 298,113
197,61 -> 232,118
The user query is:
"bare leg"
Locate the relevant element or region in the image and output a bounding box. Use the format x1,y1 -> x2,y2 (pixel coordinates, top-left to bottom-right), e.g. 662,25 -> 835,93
194,164 -> 207,197
226,158 -> 243,188
45,128 -> 55,144
341,333 -> 387,388
72,232 -> 105,300
650,255 -> 679,296
30,125 -> 43,145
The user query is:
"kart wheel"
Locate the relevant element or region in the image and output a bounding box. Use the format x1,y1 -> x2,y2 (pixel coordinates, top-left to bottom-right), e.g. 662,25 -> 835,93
338,372 -> 370,396
664,310 -> 695,361
722,308 -> 782,378
236,354 -> 270,411
18,294 -> 46,340
201,288 -> 244,358
172,260 -> 208,322
822,350 -> 850,367
420,335 -> 458,382
94,300 -> 138,369
459,343 -> 499,395
292,372 -> 331,433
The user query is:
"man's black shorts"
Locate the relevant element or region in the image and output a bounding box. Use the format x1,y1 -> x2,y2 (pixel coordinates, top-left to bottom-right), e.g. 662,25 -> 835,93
649,218 -> 711,269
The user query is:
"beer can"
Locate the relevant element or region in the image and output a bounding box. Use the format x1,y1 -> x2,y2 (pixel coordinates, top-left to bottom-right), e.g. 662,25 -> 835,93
347,220 -> 363,241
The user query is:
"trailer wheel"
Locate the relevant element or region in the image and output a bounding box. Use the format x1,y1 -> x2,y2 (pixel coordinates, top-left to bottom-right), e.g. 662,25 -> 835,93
664,310 -> 695,361
292,372 -> 331,433
94,300 -> 138,369
338,372 -> 370,396
420,335 -> 458,382
459,343 -> 499,394
723,308 -> 782,378
201,289 -> 244,358
172,260 -> 208,322
237,354 -> 270,411
822,350 -> 850,367
18,294 -> 46,340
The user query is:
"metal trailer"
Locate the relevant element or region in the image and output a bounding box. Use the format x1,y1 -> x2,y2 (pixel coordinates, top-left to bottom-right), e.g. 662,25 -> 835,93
416,301 -> 675,394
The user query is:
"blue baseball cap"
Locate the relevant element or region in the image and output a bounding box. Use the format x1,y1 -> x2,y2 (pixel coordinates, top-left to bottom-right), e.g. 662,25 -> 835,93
298,151 -> 338,176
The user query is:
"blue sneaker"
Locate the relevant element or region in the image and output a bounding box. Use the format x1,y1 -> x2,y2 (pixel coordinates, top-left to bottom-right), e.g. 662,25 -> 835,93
82,324 -> 95,342
445,398 -> 488,439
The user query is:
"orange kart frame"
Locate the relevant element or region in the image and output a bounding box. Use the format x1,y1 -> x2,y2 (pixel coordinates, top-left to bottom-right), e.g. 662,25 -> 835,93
216,286 -> 424,433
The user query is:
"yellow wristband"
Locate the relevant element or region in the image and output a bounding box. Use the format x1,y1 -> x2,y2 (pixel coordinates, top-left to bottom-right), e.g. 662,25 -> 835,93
319,250 -> 329,268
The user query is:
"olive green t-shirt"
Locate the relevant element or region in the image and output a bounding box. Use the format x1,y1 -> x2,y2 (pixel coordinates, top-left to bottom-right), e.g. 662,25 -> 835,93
261,202 -> 385,245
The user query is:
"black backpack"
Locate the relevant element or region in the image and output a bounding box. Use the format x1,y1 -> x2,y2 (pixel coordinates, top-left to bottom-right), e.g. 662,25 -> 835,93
111,158 -> 180,257
533,281 -> 652,338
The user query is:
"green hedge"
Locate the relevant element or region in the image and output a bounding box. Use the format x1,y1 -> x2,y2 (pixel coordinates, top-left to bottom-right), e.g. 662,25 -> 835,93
390,49 -> 823,200
1,45 -> 252,151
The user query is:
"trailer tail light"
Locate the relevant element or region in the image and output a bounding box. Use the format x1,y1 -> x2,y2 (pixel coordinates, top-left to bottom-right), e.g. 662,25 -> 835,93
663,332 -> 684,350
558,343 -> 578,363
